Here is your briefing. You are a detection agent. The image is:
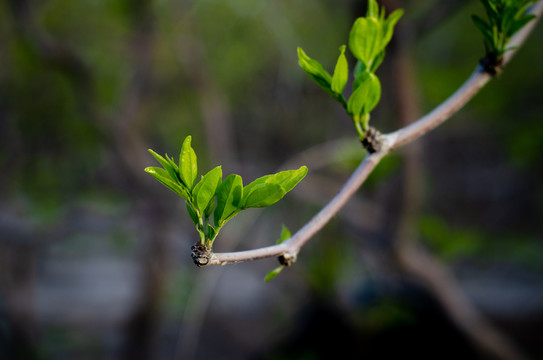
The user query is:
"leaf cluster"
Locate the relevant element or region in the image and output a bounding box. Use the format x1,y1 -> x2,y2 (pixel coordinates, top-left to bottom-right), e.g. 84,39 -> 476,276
472,0 -> 537,66
297,0 -> 403,139
145,136 -> 308,249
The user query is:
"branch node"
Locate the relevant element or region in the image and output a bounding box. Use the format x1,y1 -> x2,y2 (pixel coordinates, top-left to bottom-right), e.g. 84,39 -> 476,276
278,253 -> 297,267
361,126 -> 384,153
479,54 -> 504,76
191,243 -> 212,267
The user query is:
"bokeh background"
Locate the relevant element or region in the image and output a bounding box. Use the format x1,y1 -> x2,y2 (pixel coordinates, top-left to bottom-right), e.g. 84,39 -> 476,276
1,0 -> 543,359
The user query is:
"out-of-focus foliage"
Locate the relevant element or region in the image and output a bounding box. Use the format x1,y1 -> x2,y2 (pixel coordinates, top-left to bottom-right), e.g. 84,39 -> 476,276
421,215 -> 543,267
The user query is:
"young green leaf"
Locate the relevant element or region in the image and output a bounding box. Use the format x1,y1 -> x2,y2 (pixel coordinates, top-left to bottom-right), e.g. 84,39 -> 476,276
348,72 -> 381,117
204,194 -> 216,219
192,166 -> 222,213
179,136 -> 198,190
264,265 -> 284,283
206,224 -> 217,242
347,72 -> 372,117
185,202 -> 199,225
363,72 -> 382,114
349,17 -> 383,68
148,150 -> 180,184
241,182 -> 285,209
145,167 -> 190,200
273,166 -> 309,193
369,50 -> 386,73
472,14 -> 493,45
473,0 -> 537,60
214,174 -> 243,227
382,9 -> 404,47
366,0 -> 379,19
242,174 -> 273,196
166,154 -> 180,176
242,166 -> 308,200
277,224 -> 292,244
509,13 -> 536,36
297,47 -> 333,93
481,0 -> 498,22
241,166 -> 308,209
331,45 -> 349,95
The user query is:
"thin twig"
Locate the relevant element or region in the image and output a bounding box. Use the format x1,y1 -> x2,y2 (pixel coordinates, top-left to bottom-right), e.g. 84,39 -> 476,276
388,69 -> 491,149
207,150 -> 388,265
390,0 -> 543,149
204,1 -> 543,267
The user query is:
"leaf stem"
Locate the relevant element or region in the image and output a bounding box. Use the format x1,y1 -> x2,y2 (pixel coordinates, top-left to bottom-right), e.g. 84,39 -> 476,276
353,116 -> 365,140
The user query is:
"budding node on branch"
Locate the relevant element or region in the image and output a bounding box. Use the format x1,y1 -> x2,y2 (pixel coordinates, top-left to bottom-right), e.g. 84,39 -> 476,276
479,54 -> 504,76
361,126 -> 384,153
278,253 -> 297,267
191,243 -> 212,267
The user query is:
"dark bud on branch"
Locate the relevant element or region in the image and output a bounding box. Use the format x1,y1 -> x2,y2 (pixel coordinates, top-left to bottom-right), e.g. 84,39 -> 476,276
278,253 -> 296,267
361,126 -> 383,154
191,243 -> 212,267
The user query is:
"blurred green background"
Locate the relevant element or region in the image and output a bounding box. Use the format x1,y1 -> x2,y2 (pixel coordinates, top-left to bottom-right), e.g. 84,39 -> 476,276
1,0 -> 542,359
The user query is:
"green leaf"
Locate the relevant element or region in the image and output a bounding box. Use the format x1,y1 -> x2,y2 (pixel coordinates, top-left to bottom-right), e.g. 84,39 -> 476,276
481,0 -> 498,27
472,14 -> 494,45
382,9 -> 404,47
297,47 -> 332,92
348,72 -> 381,116
214,174 -> 243,227
242,182 -> 285,209
366,0 -> 379,18
185,201 -> 199,225
348,72 -> 372,116
192,166 -> 222,213
369,50 -> 386,73
243,166 -> 308,198
166,154 -> 180,175
145,167 -> 190,200
204,194 -> 216,219
179,136 -> 198,190
509,14 -> 536,36
148,149 -> 180,184
274,166 -> 309,193
473,0 -> 536,57
242,174 -> 273,196
331,45 -> 349,95
264,265 -> 284,283
277,224 -> 291,244
206,224 -> 217,242
241,166 -> 308,209
363,72 -> 381,114
297,47 -> 347,107
353,60 -> 366,79
349,17 -> 383,68
502,6 -> 516,33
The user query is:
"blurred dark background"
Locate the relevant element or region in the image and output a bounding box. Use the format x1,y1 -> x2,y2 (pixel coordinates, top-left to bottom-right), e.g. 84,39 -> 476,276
1,0 -> 543,359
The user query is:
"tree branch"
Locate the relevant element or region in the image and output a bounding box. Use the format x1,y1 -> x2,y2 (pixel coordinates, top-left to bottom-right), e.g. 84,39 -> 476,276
390,0 -> 543,149
202,1 -> 543,267
207,149 -> 388,266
